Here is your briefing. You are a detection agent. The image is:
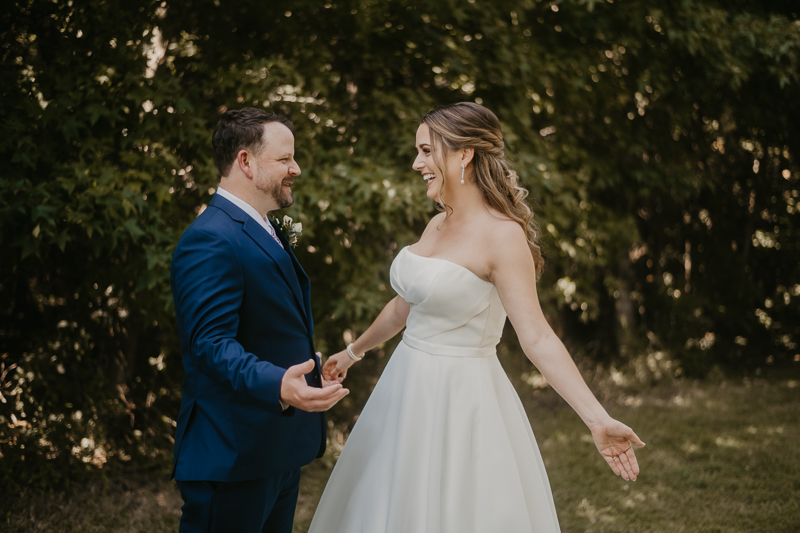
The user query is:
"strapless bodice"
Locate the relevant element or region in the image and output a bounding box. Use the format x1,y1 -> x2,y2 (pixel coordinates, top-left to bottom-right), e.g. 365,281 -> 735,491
390,246 -> 507,357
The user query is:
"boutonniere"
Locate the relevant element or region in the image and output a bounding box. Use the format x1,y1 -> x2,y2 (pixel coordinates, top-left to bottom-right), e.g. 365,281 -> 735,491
277,215 -> 302,248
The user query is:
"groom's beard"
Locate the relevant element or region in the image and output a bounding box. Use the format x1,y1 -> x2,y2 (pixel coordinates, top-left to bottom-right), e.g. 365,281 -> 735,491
257,175 -> 294,209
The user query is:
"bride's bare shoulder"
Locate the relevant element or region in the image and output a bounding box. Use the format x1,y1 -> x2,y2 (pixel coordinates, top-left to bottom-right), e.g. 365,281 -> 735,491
477,214 -> 531,264
477,210 -> 527,243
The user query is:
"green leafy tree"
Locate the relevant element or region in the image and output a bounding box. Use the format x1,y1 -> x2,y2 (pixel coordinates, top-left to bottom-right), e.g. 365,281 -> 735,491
1,0 -> 798,490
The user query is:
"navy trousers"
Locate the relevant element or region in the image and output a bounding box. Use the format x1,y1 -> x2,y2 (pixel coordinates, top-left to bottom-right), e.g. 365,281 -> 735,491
177,469 -> 301,533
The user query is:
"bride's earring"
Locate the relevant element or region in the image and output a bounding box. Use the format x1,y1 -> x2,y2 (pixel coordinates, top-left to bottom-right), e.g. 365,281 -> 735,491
461,163 -> 465,184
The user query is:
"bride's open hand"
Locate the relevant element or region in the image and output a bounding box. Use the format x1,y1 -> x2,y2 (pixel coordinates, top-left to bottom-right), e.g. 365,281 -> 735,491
590,419 -> 645,481
322,350 -> 356,382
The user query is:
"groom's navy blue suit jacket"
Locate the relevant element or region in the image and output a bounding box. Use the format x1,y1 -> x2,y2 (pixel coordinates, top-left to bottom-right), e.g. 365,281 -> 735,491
170,194 -> 325,482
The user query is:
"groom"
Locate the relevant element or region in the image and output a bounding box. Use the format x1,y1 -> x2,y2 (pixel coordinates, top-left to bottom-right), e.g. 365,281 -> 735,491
170,108 -> 349,532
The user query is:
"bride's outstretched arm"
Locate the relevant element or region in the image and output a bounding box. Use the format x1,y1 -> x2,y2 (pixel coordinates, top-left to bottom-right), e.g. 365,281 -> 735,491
322,295 -> 410,381
489,224 -> 645,481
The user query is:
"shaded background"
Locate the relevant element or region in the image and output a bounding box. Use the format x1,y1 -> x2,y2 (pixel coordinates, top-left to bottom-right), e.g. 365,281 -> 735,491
1,0 -> 799,495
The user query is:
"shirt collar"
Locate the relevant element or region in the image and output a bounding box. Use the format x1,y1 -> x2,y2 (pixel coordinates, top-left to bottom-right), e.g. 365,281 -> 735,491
215,186 -> 273,232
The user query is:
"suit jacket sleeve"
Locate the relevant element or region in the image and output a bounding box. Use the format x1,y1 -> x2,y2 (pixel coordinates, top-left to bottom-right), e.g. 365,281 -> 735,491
172,225 -> 286,416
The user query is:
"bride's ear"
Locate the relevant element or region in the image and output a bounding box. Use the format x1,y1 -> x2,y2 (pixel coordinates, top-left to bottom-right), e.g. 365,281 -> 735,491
461,148 -> 475,167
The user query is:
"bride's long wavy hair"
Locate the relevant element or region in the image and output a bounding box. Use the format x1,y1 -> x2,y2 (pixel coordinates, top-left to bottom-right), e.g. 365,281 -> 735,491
421,102 -> 545,276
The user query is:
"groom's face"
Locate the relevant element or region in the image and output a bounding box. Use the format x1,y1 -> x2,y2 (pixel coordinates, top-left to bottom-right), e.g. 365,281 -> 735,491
252,122 -> 301,212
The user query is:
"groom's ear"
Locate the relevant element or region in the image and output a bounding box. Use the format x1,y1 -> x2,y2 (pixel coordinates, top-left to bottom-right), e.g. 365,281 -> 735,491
237,149 -> 255,180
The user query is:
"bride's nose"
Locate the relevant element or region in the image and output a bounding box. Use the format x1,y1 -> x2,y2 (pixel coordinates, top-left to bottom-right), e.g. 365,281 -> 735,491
412,154 -> 425,171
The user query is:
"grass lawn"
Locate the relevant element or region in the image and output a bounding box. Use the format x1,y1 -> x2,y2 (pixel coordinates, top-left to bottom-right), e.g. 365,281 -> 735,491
4,371 -> 799,532
293,372 -> 800,533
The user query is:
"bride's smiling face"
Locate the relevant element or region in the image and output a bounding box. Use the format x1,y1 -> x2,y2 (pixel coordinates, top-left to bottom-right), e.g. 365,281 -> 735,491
412,124 -> 461,201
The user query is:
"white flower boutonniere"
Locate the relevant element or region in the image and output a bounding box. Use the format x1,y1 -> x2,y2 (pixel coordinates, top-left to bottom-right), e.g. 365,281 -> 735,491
279,215 -> 303,248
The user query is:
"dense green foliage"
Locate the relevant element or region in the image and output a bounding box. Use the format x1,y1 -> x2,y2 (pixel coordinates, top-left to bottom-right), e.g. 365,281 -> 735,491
1,0 -> 798,489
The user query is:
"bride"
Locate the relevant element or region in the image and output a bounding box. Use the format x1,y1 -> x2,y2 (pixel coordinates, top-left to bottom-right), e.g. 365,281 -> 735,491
310,102 -> 644,533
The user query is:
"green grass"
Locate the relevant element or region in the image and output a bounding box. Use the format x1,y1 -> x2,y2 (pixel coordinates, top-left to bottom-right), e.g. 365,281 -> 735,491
2,474 -> 182,533
293,372 -> 800,533
4,374 -> 799,532
524,377 -> 800,533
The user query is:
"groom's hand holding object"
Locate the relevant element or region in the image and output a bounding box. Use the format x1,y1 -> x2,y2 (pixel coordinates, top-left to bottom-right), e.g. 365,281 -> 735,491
281,358 -> 347,412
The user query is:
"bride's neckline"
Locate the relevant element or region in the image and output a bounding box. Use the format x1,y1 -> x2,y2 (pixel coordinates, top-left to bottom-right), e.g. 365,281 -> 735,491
402,246 -> 491,284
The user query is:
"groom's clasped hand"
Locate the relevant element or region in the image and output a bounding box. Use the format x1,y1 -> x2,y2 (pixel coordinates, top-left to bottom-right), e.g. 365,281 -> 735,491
280,356 -> 347,412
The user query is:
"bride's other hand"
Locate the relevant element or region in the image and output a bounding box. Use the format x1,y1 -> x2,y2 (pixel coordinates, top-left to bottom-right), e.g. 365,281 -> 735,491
317,352 -> 344,387
322,350 -> 355,382
321,295 -> 410,383
590,419 -> 645,481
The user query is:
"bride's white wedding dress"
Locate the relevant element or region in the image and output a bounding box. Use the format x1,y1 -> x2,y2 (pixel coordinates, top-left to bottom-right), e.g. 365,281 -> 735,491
308,246 -> 561,532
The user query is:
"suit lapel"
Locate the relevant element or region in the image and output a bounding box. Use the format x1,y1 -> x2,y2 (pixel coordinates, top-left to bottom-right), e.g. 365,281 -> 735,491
271,220 -> 313,330
208,195 -> 309,328
242,218 -> 309,327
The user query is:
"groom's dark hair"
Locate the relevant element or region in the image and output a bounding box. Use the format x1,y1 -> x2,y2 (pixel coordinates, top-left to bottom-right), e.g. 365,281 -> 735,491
212,108 -> 294,177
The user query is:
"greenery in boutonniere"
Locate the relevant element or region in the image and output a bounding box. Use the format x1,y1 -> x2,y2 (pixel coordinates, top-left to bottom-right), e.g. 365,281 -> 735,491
277,215 -> 302,248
